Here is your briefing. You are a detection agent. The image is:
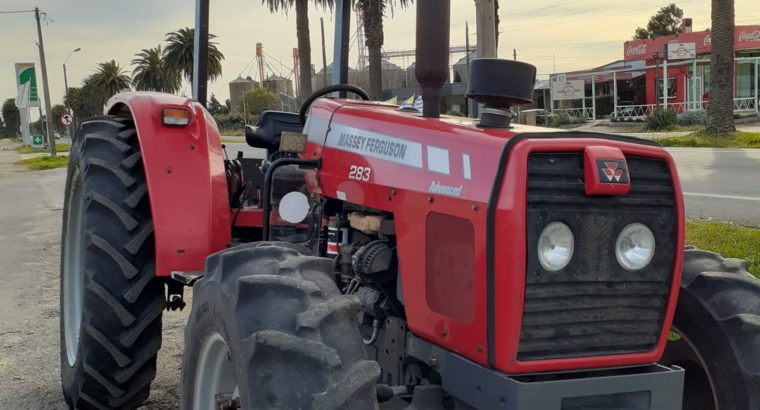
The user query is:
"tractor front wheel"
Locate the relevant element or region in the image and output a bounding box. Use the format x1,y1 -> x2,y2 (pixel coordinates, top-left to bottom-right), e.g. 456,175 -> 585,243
662,248 -> 760,410
180,243 -> 380,410
60,116 -> 164,409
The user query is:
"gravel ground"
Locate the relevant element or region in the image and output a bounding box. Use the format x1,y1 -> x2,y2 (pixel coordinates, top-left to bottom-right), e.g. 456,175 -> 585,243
0,140 -> 188,409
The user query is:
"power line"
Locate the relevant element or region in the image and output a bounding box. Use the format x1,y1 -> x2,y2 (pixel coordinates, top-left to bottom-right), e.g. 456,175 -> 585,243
0,9 -> 35,14
504,0 -> 587,18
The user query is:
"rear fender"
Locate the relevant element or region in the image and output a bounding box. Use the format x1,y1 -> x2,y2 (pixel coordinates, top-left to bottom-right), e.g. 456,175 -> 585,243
107,92 -> 231,276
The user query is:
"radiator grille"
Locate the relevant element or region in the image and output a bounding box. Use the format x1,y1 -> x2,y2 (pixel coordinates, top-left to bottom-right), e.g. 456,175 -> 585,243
518,153 -> 677,361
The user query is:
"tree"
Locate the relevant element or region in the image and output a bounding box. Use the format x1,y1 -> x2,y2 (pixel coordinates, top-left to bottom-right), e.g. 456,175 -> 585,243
706,0 -> 735,135
164,27 -> 224,86
51,104 -> 67,136
2,98 -> 21,138
0,112 -> 5,138
262,0 -> 333,101
208,93 -> 227,115
64,87 -> 90,120
85,60 -> 132,113
242,88 -> 280,117
132,45 -> 182,93
357,0 -> 411,100
633,4 -> 684,39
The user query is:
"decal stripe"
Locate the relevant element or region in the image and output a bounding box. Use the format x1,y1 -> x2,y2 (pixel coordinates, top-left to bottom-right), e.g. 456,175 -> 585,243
325,124 -> 423,168
427,146 -> 450,175
463,154 -> 472,180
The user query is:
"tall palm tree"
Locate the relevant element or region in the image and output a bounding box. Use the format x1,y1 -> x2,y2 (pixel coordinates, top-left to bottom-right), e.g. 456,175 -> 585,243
358,0 -> 411,100
263,0 -> 334,101
132,45 -> 182,93
164,27 -> 224,86
84,60 -> 132,114
706,0 -> 735,135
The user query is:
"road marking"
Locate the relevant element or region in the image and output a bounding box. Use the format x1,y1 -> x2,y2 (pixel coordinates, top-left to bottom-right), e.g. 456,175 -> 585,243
684,192 -> 760,202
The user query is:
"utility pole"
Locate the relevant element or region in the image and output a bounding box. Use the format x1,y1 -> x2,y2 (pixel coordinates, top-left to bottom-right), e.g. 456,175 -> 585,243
320,17 -> 328,89
34,7 -> 56,157
63,47 -> 81,138
475,0 -> 497,58
465,22 -> 472,117
513,49 -> 517,61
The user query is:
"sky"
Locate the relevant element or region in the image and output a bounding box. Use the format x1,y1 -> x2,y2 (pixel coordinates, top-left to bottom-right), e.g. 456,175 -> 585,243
1,0 -> 758,115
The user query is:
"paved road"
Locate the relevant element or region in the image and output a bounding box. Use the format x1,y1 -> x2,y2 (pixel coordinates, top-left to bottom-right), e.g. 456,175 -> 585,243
223,140 -> 760,227
0,141 -> 185,409
670,148 -> 760,227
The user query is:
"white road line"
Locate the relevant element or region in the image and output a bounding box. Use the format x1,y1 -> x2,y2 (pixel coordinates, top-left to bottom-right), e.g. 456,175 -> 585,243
683,192 -> 760,202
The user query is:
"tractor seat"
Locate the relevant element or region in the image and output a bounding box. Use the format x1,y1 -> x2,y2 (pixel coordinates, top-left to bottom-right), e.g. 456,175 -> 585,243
245,111 -> 303,152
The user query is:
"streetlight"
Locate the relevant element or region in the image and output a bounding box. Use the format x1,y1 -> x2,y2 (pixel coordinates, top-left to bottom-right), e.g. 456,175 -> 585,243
63,47 -> 81,138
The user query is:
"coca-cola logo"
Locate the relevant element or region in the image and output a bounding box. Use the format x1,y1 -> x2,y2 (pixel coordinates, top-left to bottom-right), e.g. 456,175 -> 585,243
704,35 -> 712,46
626,44 -> 647,56
739,30 -> 760,42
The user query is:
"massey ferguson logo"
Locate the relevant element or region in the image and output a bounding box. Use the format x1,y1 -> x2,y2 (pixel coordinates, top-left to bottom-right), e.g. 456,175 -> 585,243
626,44 -> 647,56
597,159 -> 629,184
739,30 -> 760,42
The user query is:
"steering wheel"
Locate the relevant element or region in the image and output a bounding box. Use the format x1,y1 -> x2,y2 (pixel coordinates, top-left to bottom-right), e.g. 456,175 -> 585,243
299,84 -> 370,124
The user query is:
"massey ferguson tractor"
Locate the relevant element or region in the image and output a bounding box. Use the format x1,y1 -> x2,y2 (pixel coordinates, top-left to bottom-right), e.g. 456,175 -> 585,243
59,1 -> 760,409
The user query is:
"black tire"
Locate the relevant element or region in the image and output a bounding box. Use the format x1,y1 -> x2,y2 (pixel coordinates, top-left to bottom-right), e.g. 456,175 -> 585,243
662,248 -> 760,410
180,243 -> 380,410
60,116 -> 164,409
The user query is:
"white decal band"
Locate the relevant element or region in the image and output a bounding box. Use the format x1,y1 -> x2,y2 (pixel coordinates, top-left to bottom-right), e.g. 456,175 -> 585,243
326,124 -> 423,168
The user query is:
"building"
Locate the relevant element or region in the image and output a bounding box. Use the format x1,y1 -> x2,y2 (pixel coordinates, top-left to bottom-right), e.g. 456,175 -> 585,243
624,24 -> 760,108
549,21 -> 760,119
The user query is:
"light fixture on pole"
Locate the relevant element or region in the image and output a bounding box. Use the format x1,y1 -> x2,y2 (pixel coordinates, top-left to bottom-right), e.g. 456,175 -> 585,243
63,47 -> 81,138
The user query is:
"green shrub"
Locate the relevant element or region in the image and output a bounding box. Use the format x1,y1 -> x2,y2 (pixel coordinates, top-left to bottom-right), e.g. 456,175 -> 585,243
549,112 -> 571,127
645,109 -> 677,131
678,110 -> 706,127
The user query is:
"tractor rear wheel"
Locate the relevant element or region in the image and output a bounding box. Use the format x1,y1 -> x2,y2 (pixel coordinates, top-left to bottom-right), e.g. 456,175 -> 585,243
60,116 -> 164,409
662,248 -> 760,410
180,243 -> 380,410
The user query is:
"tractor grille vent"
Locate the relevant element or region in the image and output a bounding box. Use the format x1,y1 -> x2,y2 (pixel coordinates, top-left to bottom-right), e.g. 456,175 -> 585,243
518,153 -> 677,361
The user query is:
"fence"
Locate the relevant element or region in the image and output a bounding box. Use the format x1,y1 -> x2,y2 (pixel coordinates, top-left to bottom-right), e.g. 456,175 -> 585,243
612,98 -> 757,120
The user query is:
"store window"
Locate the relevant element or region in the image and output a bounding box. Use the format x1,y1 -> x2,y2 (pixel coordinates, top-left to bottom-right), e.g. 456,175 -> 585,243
656,77 -> 678,99
737,52 -> 759,98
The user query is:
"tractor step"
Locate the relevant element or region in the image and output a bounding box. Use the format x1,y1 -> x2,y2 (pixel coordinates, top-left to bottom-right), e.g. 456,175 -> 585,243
171,271 -> 204,286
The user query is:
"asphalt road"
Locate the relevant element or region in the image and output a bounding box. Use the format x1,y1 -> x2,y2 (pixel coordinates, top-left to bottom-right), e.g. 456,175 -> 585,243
223,140 -> 760,227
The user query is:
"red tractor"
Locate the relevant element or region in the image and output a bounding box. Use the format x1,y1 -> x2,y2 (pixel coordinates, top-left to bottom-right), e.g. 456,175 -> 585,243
59,1 -> 760,409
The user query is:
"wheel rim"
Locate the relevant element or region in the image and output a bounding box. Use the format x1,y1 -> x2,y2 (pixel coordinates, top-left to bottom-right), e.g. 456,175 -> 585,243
666,327 -> 719,410
63,170 -> 85,367
194,331 -> 238,410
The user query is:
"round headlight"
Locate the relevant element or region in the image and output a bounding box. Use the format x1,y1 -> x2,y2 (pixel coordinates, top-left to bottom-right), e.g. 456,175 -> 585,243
615,223 -> 656,271
538,222 -> 574,272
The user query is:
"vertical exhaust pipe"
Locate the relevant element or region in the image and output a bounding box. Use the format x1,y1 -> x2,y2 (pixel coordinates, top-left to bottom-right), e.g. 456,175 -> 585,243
415,0 -> 450,118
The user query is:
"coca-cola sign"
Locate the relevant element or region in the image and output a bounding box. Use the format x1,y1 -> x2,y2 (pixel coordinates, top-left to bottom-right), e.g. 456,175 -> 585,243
703,35 -> 712,46
739,30 -> 760,42
626,44 -> 647,57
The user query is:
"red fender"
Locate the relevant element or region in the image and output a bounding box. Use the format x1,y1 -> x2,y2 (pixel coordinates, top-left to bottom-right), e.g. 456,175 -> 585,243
107,92 -> 231,276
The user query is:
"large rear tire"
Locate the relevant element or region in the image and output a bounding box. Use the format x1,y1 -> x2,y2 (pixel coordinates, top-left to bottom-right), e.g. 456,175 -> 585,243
60,116 -> 164,409
180,243 -> 380,410
662,248 -> 760,410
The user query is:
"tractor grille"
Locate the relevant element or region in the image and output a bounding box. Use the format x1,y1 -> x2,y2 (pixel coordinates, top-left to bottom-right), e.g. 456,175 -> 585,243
518,153 -> 677,361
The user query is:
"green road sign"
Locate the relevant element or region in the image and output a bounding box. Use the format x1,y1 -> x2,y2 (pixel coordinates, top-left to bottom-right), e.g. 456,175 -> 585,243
31,134 -> 44,150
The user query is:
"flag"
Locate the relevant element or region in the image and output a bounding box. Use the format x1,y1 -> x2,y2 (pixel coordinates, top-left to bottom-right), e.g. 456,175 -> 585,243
384,96 -> 398,105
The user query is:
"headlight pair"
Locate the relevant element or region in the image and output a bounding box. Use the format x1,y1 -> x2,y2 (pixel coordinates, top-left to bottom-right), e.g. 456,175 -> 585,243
537,222 -> 655,272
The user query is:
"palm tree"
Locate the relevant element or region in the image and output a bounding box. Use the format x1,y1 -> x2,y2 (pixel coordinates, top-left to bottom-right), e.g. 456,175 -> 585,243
164,27 -> 224,86
706,0 -> 735,135
132,45 -> 182,93
84,60 -> 132,115
262,0 -> 334,101
358,0 -> 411,100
